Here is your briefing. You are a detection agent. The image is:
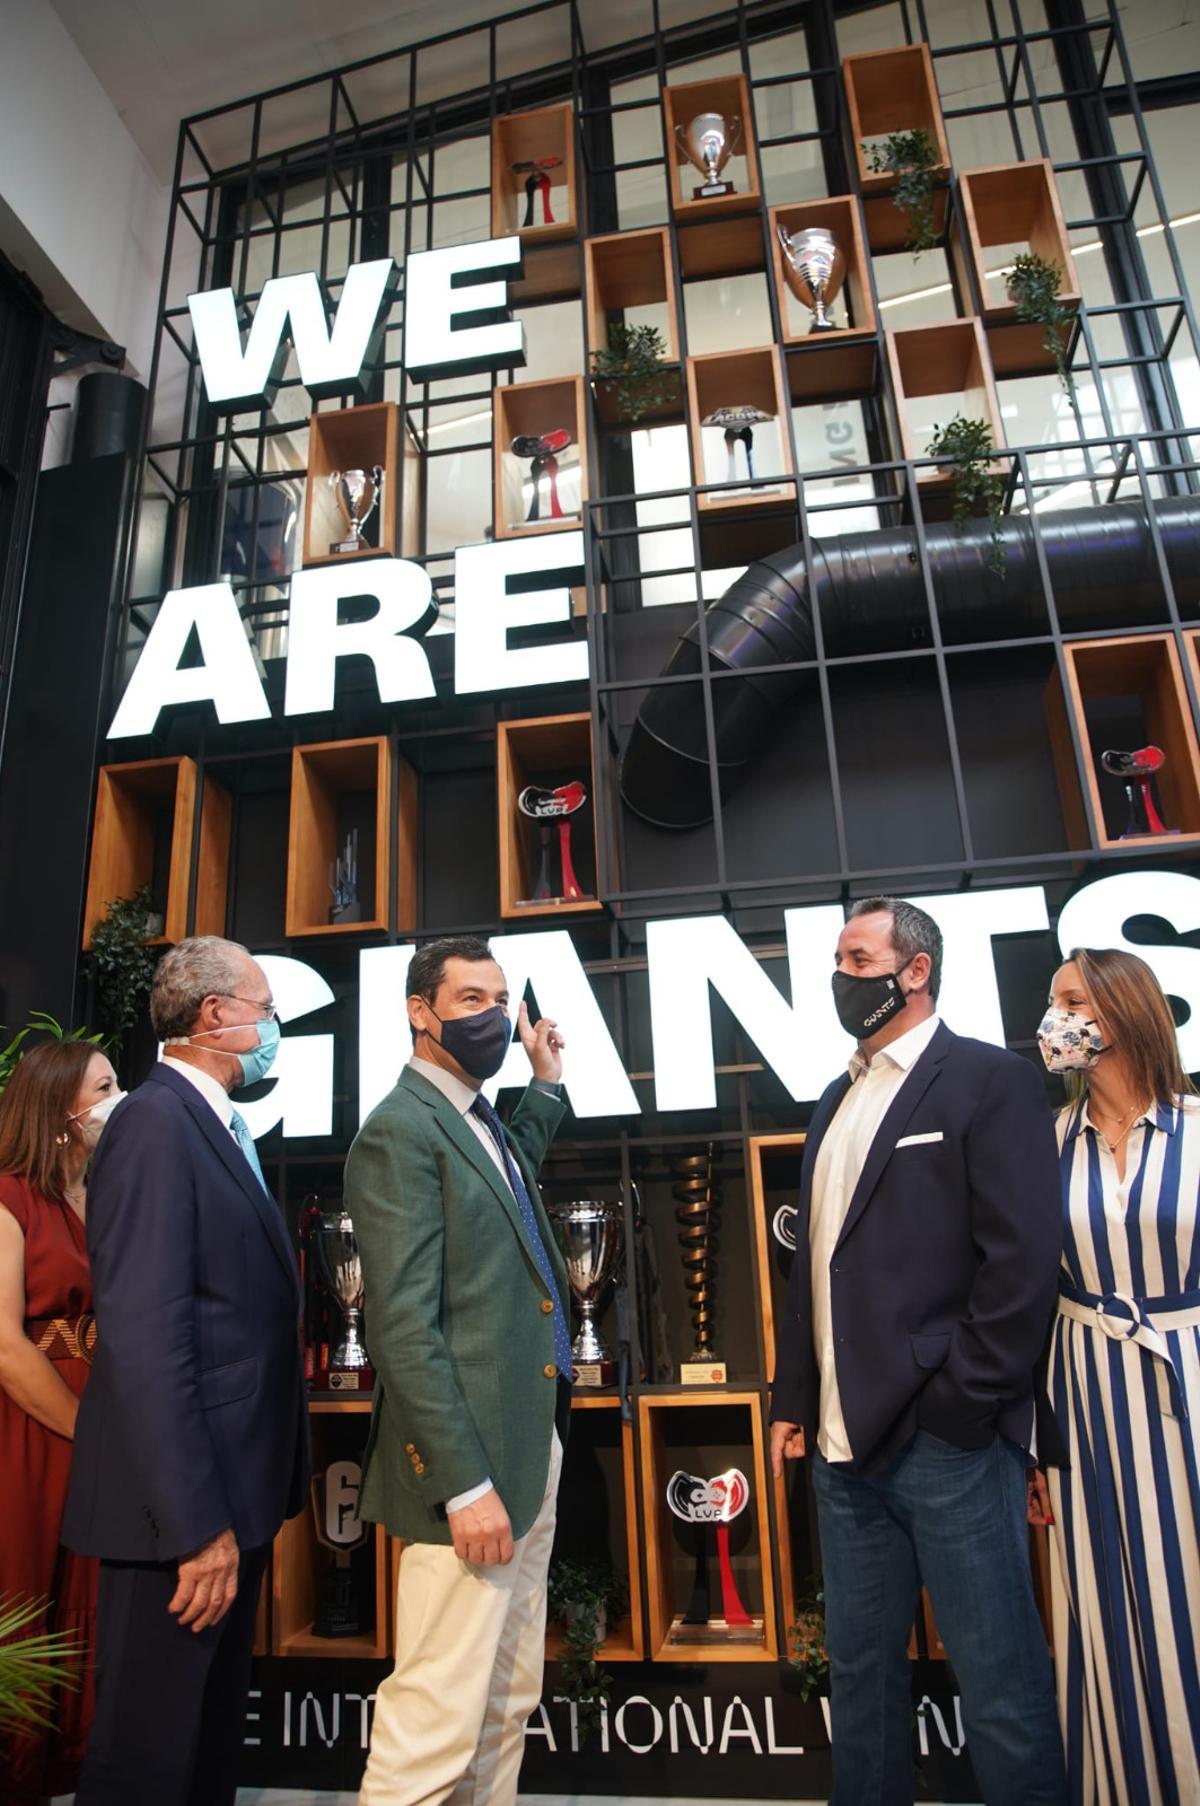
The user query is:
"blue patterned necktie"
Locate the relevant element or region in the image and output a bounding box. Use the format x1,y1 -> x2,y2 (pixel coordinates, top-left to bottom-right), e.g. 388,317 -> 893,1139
470,1093 -> 572,1379
230,1108 -> 269,1195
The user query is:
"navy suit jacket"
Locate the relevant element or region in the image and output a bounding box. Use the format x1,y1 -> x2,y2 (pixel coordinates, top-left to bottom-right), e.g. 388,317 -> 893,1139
63,1060 -> 309,1563
771,1022 -> 1066,1473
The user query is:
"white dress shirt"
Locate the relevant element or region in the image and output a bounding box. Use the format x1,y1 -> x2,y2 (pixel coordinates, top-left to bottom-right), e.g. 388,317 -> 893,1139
809,1013 -> 941,1463
162,1053 -> 236,1134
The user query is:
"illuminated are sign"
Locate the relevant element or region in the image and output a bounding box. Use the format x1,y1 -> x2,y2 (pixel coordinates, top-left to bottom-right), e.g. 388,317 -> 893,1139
236,870 -> 1200,1137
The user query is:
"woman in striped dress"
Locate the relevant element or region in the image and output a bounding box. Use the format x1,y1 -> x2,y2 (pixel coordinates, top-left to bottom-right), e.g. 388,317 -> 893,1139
1030,946 -> 1200,1805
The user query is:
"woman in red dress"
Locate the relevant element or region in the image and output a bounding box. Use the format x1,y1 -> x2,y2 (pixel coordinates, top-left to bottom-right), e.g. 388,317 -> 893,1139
0,1040 -> 121,1805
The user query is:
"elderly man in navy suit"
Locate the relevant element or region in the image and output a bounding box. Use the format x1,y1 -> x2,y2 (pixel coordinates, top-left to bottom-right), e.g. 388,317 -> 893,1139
65,936 -> 309,1806
770,896 -> 1066,1806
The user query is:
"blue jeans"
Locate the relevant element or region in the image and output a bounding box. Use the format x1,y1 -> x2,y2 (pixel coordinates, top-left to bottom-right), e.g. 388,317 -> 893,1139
812,1431 -> 1066,1806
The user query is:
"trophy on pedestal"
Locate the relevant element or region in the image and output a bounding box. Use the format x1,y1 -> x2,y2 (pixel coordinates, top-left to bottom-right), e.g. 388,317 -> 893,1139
511,429 -> 572,524
777,224 -> 846,333
329,827 -> 362,925
1101,745 -> 1178,839
312,1209 -> 374,1393
665,1467 -> 760,1644
512,156 -> 563,227
311,1459 -> 372,1638
701,404 -> 773,489
672,1145 -> 726,1384
517,781 -> 591,905
328,466 -> 383,555
547,1200 -> 623,1386
675,113 -> 742,200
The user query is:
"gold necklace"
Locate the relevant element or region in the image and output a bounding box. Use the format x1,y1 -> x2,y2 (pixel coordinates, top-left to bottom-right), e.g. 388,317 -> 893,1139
1089,1099 -> 1142,1150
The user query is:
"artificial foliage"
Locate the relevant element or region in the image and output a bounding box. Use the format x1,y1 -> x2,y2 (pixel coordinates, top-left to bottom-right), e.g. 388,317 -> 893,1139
1007,250 -> 1075,395
925,414 -> 1007,577
0,1013 -> 107,1095
83,884 -> 159,1055
590,321 -> 677,423
787,1580 -> 830,1702
865,128 -> 940,254
546,1559 -> 628,1742
0,1594 -> 81,1734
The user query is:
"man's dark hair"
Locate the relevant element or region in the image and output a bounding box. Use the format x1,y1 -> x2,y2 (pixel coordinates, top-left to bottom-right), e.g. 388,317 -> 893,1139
848,896 -> 943,1002
406,935 -> 496,1012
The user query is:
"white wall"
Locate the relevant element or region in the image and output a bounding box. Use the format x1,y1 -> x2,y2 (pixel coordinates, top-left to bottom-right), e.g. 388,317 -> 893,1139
0,0 -> 168,387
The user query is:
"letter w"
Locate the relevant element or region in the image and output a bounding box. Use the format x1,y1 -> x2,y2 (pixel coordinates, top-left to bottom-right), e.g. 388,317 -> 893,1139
188,259 -> 397,412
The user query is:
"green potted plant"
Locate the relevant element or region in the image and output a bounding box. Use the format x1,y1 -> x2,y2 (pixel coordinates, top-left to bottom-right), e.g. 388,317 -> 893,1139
0,1594 -> 81,1735
865,128 -> 940,254
1006,250 -> 1075,396
83,883 -> 160,1058
546,1558 -> 627,1742
0,1013 -> 108,1095
787,1580 -> 830,1703
590,321 -> 677,424
925,414 -> 1007,576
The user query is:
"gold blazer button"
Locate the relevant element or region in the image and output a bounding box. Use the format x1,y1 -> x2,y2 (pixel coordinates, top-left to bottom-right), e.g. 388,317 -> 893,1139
543,1362 -> 557,1379
540,1298 -> 554,1314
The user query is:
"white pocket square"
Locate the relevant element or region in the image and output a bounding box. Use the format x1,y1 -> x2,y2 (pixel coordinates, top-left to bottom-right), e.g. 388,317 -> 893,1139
896,1131 -> 944,1148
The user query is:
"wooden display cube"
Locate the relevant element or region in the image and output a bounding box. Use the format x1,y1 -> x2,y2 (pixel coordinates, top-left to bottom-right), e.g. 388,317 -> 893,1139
303,402 -> 403,568
285,737 -> 417,938
687,346 -> 795,516
585,228 -> 684,426
843,44 -> 951,253
951,160 -> 1081,378
1045,634 -> 1200,850
497,713 -> 601,919
493,377 -> 587,539
545,1396 -> 645,1663
639,1393 -> 777,1662
82,756 -> 231,949
491,103 -> 580,246
771,195 -> 877,403
272,1398 -> 389,1660
885,318 -> 1006,492
663,74 -> 761,223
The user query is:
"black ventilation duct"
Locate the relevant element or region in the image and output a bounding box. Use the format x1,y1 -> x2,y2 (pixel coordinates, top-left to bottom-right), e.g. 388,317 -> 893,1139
619,498 -> 1200,828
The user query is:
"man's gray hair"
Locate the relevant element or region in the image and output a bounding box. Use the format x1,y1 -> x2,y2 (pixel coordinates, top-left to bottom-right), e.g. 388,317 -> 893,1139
848,896 -> 944,1001
150,936 -> 254,1040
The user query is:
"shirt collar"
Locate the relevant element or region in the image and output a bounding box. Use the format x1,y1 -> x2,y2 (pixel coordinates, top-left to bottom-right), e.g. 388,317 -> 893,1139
162,1053 -> 234,1127
1066,1093 -> 1179,1140
409,1054 -> 480,1117
848,1012 -> 941,1081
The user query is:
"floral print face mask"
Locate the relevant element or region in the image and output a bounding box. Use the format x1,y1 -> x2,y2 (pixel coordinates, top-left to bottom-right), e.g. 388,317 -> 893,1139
1037,1007 -> 1110,1072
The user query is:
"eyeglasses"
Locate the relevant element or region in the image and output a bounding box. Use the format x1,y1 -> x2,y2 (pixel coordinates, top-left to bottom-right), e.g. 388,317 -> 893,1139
222,994 -> 278,1021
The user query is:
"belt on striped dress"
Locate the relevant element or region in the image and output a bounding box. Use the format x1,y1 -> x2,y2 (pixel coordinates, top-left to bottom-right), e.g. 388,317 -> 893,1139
26,1313 -> 98,1363
1057,1276 -> 1200,1420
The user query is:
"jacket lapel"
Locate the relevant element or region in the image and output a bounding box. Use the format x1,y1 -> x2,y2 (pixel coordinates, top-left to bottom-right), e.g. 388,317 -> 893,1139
833,1021 -> 953,1254
149,1063 -> 300,1298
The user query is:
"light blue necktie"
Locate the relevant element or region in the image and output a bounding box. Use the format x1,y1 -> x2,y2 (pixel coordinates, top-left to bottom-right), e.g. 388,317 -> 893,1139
230,1108 -> 269,1195
470,1094 -> 573,1379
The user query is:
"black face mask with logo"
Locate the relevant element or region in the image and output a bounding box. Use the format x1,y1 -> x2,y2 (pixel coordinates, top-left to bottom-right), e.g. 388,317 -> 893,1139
830,956 -> 915,1041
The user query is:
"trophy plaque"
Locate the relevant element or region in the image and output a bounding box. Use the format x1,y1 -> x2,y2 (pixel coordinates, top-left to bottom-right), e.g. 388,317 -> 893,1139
328,465 -> 383,555
511,156 -> 563,227
777,225 -> 846,333
312,1209 -> 374,1392
517,781 -> 591,905
547,1200 -> 623,1386
511,429 -> 572,525
672,1146 -> 726,1385
666,1467 -> 761,1645
1100,745 -> 1178,839
328,826 -> 362,926
701,404 -> 772,489
311,1459 -> 373,1638
675,112 -> 742,200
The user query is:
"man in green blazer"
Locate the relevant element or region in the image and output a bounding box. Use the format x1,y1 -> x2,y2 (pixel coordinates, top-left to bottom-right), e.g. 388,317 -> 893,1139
346,934 -> 571,1806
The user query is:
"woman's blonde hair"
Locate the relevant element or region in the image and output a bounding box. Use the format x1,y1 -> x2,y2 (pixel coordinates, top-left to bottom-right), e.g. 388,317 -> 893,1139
1064,946 -> 1196,1107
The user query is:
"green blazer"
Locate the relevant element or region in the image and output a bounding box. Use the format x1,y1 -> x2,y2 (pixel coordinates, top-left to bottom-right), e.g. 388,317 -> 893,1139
344,1065 -> 569,1544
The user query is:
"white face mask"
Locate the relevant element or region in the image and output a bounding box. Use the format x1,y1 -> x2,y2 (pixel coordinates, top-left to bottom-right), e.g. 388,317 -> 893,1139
66,1090 -> 126,1142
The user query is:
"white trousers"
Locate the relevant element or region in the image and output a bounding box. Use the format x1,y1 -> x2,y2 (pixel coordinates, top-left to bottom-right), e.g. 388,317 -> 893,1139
359,1433 -> 562,1806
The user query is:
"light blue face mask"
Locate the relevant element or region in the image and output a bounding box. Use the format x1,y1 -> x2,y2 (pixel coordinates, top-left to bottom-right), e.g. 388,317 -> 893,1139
236,1016 -> 281,1087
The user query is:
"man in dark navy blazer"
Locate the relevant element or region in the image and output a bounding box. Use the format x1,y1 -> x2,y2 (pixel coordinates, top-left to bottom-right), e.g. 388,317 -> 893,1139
65,936 -> 308,1806
770,897 -> 1066,1806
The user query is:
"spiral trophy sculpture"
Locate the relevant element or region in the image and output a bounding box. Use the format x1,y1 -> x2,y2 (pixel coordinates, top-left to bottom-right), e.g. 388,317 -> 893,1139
672,1144 -> 726,1384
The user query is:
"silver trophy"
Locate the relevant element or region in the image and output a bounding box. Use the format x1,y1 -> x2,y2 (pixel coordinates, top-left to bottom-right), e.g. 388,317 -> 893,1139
777,225 -> 846,333
329,826 -> 362,925
547,1200 -> 623,1386
328,465 -> 383,555
675,112 -> 742,200
313,1209 -> 374,1392
702,404 -> 773,488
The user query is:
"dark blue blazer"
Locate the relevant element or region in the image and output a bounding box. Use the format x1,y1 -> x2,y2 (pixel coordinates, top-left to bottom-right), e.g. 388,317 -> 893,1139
771,1022 -> 1066,1473
63,1060 -> 309,1562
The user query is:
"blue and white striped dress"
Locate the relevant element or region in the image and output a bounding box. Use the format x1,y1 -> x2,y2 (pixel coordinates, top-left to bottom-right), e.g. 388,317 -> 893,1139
1047,1094 -> 1200,1806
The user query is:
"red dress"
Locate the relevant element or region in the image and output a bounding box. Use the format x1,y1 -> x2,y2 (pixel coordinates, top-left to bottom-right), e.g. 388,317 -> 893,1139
0,1174 -> 98,1805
